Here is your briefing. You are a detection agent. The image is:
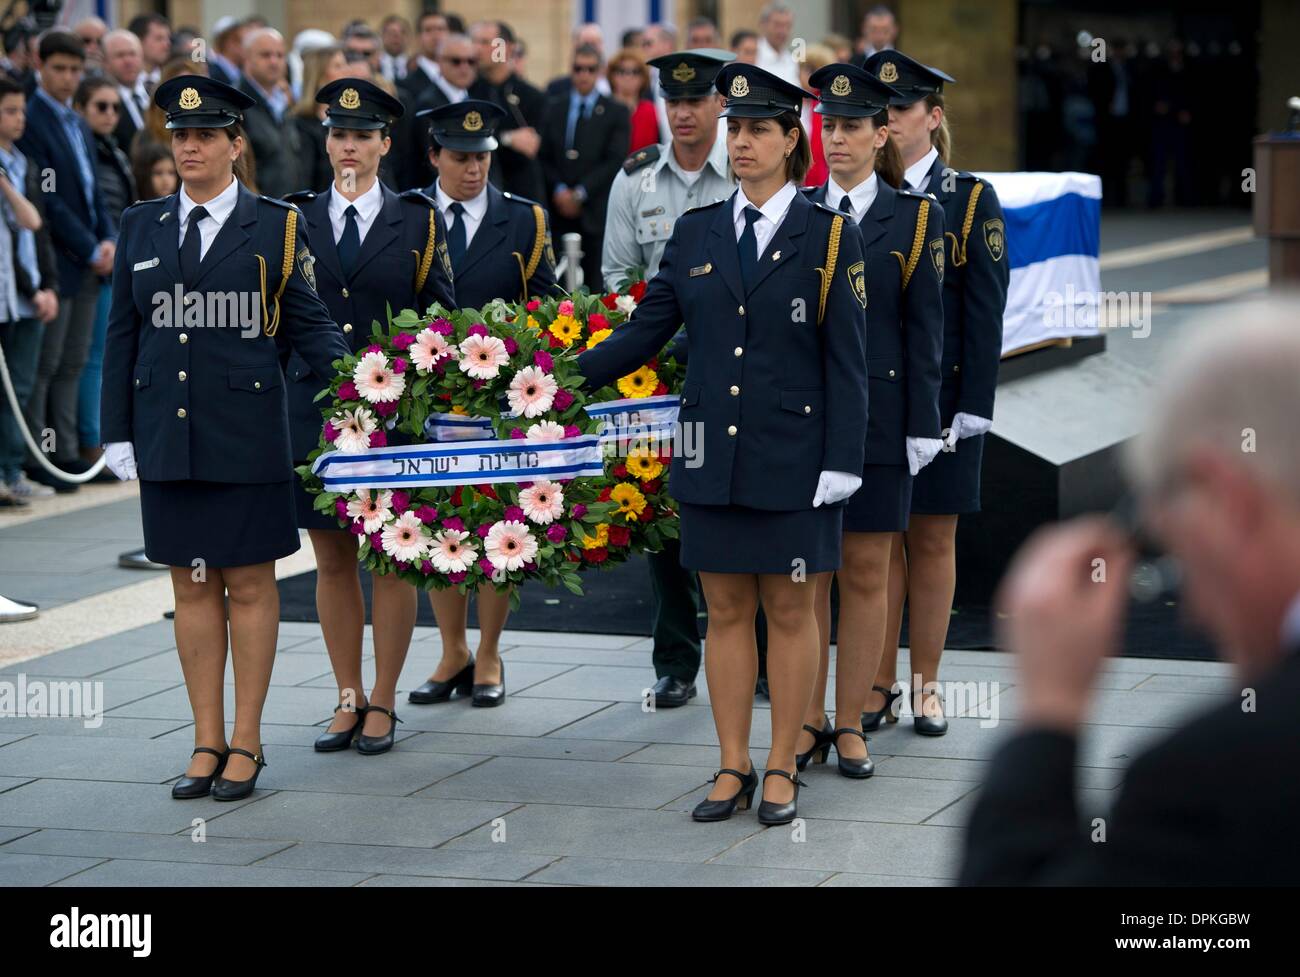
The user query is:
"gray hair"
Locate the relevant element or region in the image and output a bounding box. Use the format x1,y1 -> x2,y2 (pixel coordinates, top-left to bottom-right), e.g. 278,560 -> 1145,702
1125,293 -> 1300,508
436,32 -> 473,58
102,28 -> 140,55
760,2 -> 793,22
243,27 -> 284,53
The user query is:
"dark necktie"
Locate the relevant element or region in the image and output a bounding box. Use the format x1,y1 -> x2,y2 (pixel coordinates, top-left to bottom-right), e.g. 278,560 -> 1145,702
337,204 -> 360,280
179,205 -> 208,285
447,201 -> 467,265
839,194 -> 853,218
737,206 -> 762,293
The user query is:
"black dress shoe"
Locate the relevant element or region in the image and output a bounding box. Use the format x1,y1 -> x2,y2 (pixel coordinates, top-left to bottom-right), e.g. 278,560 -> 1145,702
755,674 -> 770,699
471,660 -> 505,707
862,684 -> 903,731
795,719 -> 833,771
314,702 -> 367,752
914,691 -> 949,736
757,769 -> 807,826
171,746 -> 227,799
211,747 -> 267,801
831,727 -> 875,778
355,705 -> 403,754
407,655 -> 475,704
691,764 -> 757,822
652,675 -> 696,708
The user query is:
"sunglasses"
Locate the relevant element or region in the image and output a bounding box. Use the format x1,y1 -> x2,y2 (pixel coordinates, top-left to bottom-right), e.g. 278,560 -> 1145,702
443,56 -> 478,67
92,100 -> 120,113
612,66 -> 641,76
572,63 -> 599,74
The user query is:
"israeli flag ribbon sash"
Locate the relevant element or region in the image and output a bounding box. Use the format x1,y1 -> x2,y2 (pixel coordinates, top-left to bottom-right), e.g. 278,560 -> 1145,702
424,412 -> 495,442
586,394 -> 680,444
311,435 -> 605,491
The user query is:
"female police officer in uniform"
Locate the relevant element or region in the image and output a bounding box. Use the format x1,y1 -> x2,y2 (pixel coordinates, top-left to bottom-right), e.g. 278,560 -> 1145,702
100,76 -> 351,800
405,99 -> 558,710
796,62 -> 945,776
862,51 -> 1009,736
578,63 -> 868,826
283,78 -> 457,755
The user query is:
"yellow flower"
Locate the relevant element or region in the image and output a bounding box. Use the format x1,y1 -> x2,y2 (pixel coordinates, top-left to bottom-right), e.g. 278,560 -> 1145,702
450,404 -> 468,416
617,365 -> 658,399
526,315 -> 541,331
581,522 -> 610,549
586,328 -> 612,349
610,483 -> 647,518
625,449 -> 664,481
549,314 -> 582,346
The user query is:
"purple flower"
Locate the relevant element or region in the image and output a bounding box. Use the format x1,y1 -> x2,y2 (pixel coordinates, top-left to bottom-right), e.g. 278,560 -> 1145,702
546,524 -> 567,543
430,318 -> 453,335
467,323 -> 489,337
395,560 -> 411,572
476,523 -> 492,538
323,421 -> 338,442
563,424 -> 581,438
522,561 -> 537,572
472,379 -> 487,389
571,503 -> 587,519
421,559 -> 435,574
510,427 -> 525,439
448,570 -> 468,583
334,499 -> 348,519
504,336 -> 519,354
533,350 -> 553,371
504,505 -> 525,522
366,343 -> 383,354
392,332 -> 416,350
338,380 -> 359,401
369,430 -> 387,447
349,521 -> 365,535
392,490 -> 410,514
553,389 -> 574,410
374,400 -> 398,417
414,505 -> 438,524
369,532 -> 383,550
392,357 -> 409,374
477,556 -> 495,575
442,516 -> 465,532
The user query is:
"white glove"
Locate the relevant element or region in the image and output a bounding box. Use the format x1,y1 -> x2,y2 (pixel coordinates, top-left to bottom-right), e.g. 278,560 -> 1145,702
944,412 -> 993,449
812,470 -> 862,507
905,437 -> 945,476
104,441 -> 138,480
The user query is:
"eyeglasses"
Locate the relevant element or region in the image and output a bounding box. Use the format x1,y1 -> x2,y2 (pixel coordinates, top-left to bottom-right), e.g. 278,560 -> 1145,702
612,66 -> 641,76
572,63 -> 599,74
443,56 -> 478,67
92,101 -> 121,113
1110,491 -> 1183,603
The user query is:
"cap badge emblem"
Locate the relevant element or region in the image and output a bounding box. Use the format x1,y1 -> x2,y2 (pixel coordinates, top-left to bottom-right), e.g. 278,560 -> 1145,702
339,88 -> 361,110
463,111 -> 483,132
729,74 -> 750,98
178,87 -> 202,110
672,62 -> 696,82
878,62 -> 899,84
829,75 -> 852,96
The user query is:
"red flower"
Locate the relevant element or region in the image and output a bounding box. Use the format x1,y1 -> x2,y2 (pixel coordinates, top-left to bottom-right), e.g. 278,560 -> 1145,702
628,281 -> 647,302
653,382 -> 668,396
598,487 -> 612,502
600,293 -> 619,310
641,479 -> 661,494
583,546 -> 609,563
475,484 -> 499,500
588,312 -> 608,331
638,505 -> 655,523
608,525 -> 631,547
613,463 -> 627,478
450,487 -> 463,506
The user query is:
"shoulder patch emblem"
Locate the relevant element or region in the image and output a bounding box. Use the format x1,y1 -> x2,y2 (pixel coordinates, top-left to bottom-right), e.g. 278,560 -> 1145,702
930,239 -> 945,281
296,247 -> 316,291
983,218 -> 1005,262
544,228 -> 556,268
847,260 -> 866,309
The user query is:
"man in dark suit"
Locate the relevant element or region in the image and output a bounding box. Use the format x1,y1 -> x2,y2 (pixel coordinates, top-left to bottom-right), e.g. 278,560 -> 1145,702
18,30 -> 115,488
961,300 -> 1300,886
102,29 -> 147,154
237,27 -> 304,198
470,20 -> 546,203
539,44 -> 628,292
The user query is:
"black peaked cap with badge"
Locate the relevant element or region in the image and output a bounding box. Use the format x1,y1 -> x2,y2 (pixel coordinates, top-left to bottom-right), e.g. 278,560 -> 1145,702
317,77 -> 404,129
647,48 -> 734,99
861,51 -> 954,105
714,62 -> 812,118
418,99 -> 508,153
810,62 -> 901,118
155,75 -> 255,128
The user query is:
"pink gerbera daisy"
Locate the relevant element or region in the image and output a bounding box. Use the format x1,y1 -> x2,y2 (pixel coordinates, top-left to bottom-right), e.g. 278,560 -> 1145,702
346,488 -> 393,534
331,407 -> 377,453
411,328 -> 453,373
484,520 -> 539,572
429,529 -> 478,574
381,511 -> 429,562
506,366 -> 558,418
353,350 -> 406,403
458,333 -> 509,380
524,420 -> 566,442
517,478 -> 565,525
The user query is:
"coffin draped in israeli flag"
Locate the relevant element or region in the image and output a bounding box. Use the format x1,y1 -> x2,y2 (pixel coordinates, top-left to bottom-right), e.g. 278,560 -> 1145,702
973,171 -> 1101,354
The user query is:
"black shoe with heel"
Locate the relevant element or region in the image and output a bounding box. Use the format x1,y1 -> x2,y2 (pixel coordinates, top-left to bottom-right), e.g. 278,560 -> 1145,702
355,705 -> 403,754
862,684 -> 902,731
471,660 -> 506,707
171,746 -> 227,799
314,702 -> 367,752
795,719 -> 833,771
914,691 -> 949,736
758,769 -> 807,826
408,655 -> 475,704
211,747 -> 267,801
691,764 -> 758,822
832,727 -> 875,778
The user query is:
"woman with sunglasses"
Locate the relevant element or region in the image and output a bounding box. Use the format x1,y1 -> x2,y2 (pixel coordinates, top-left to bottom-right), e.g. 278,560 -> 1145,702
862,51 -> 1010,736
578,63 -> 868,825
796,62 -> 945,776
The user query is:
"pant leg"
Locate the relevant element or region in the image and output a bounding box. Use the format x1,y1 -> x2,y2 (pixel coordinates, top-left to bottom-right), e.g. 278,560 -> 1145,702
46,270 -> 100,462
77,282 -> 112,450
0,317 -> 43,482
755,604 -> 768,677
646,540 -> 702,682
24,292 -> 74,463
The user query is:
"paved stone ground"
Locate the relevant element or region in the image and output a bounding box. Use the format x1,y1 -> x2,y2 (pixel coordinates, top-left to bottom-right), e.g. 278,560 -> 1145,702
0,615 -> 1236,886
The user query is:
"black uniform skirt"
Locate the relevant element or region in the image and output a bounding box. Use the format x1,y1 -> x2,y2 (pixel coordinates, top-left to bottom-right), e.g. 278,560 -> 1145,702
844,463 -> 912,533
140,479 -> 301,568
678,501 -> 843,574
293,474 -> 339,531
910,432 -> 984,515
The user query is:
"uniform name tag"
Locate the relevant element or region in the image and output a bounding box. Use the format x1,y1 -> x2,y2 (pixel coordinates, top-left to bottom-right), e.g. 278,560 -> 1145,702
689,263 -> 712,277
640,206 -> 665,218
133,258 -> 160,271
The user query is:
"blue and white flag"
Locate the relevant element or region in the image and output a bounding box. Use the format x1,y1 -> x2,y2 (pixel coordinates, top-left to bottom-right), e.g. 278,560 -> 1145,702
586,394 -> 680,445
974,171 -> 1101,354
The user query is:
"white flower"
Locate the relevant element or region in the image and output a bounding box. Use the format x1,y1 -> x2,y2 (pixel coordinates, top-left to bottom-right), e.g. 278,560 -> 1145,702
353,350 -> 406,403
524,420 -> 566,442
346,488 -> 393,534
506,365 -> 558,418
457,333 -> 510,380
410,329 -> 453,373
429,529 -> 478,573
332,407 -> 377,453
484,519 -> 538,571
381,511 -> 429,562
517,479 -> 565,525
615,294 -> 638,315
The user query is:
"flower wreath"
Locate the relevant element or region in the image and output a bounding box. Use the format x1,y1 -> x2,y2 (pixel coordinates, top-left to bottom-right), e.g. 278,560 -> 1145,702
297,302 -> 619,600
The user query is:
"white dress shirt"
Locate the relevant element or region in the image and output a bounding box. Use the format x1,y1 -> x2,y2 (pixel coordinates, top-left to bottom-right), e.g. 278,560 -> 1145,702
732,181 -> 797,259
904,146 -> 940,192
414,56 -> 440,85
757,37 -> 799,85
826,171 -> 879,223
433,73 -> 468,104
434,180 -> 488,250
117,79 -> 148,130
177,175 -> 240,259
328,178 -> 384,246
